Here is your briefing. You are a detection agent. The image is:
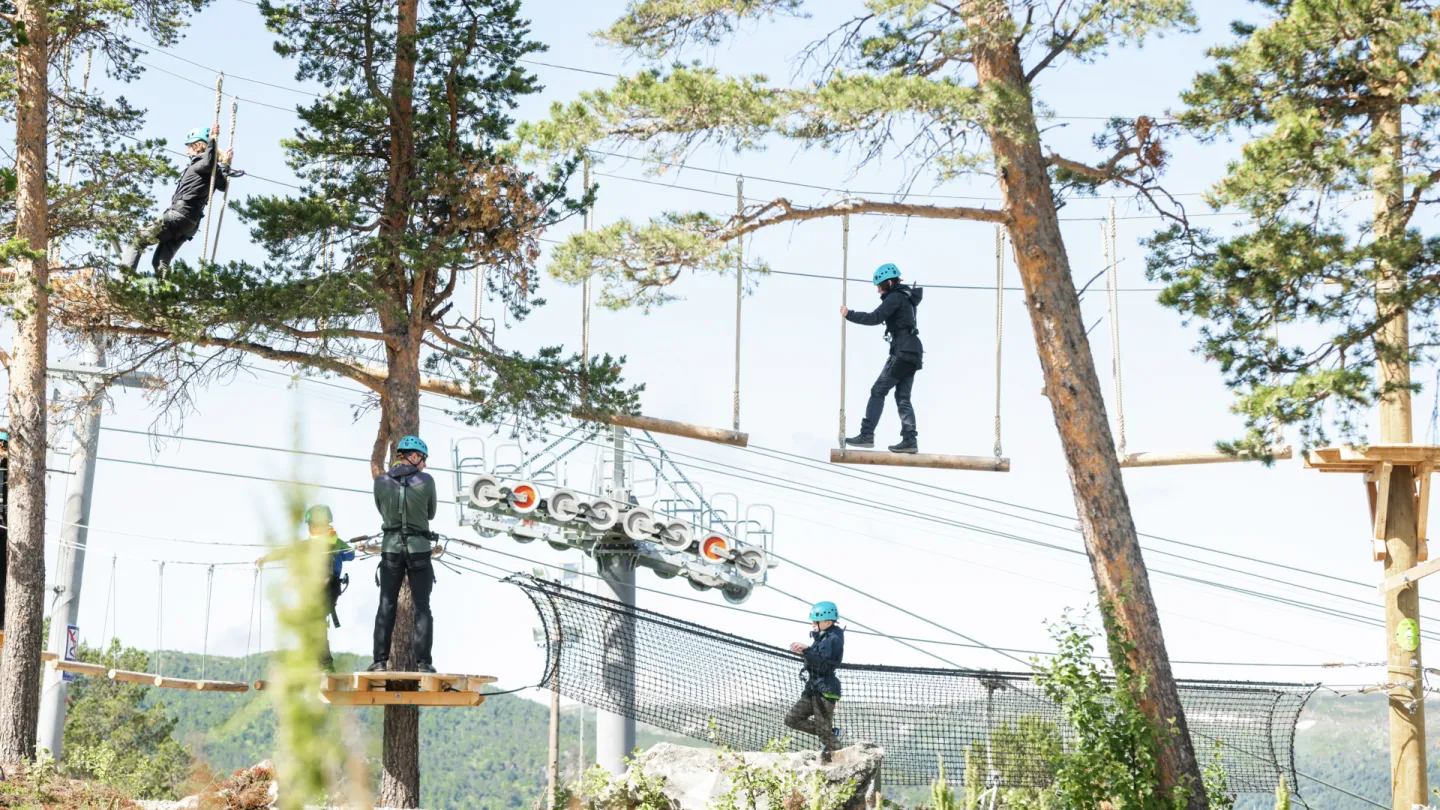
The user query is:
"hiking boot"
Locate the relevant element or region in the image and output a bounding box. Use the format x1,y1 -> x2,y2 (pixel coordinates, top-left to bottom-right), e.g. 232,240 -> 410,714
888,439 -> 918,454
416,662 -> 437,674
820,749 -> 833,765
844,434 -> 874,448
366,660 -> 388,673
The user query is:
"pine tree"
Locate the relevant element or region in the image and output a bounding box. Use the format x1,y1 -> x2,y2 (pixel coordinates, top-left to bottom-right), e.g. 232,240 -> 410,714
1147,4 -> 1440,806
78,0 -> 636,801
517,1 -> 1208,804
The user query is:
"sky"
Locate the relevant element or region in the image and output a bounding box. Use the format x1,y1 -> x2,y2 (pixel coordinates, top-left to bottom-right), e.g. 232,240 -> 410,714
14,0 -> 1427,728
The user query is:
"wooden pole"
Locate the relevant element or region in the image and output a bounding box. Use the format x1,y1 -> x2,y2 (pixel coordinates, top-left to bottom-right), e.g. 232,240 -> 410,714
1373,75 -> 1426,809
828,449 -> 1009,472
548,670 -> 560,807
576,412 -> 747,448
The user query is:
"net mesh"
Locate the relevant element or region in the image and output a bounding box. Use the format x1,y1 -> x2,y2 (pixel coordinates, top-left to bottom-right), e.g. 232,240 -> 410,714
511,576 -> 1316,794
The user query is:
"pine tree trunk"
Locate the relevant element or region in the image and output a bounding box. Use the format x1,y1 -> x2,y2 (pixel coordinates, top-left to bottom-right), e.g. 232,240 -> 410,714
964,1 -> 1207,805
0,0 -> 49,767
377,0 -> 421,797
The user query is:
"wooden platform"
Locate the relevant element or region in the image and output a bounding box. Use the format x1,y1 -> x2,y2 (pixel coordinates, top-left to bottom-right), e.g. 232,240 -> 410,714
1304,444 -> 1440,563
319,671 -> 498,707
1120,445 -> 1293,468
830,448 -> 1009,472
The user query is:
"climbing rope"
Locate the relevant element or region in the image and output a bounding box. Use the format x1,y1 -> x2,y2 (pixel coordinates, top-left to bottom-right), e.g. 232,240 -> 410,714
733,175 -> 744,431
63,49 -> 92,191
201,564 -> 215,679
100,553 -> 117,656
209,99 -> 238,263
994,225 -> 1005,459
837,213 -> 850,451
154,561 -> 165,676
1104,200 -> 1126,456
581,155 -> 593,405
244,566 -> 259,682
199,74 -> 224,265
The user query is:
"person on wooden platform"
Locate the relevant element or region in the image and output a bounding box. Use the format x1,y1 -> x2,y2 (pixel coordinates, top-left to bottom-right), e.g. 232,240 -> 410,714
256,505 -> 356,673
785,601 -> 845,763
841,263 -> 924,454
370,435 -> 439,674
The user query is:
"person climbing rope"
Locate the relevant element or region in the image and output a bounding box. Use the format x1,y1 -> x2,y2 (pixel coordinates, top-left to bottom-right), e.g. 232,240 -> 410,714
370,435 -> 439,674
785,601 -> 845,763
120,126 -> 242,275
255,505 -> 355,672
841,263 -> 924,454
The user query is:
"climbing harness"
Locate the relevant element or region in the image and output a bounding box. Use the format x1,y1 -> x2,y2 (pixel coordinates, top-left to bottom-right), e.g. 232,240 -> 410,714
733,175 -> 744,431
208,99 -> 238,263
199,74 -> 224,265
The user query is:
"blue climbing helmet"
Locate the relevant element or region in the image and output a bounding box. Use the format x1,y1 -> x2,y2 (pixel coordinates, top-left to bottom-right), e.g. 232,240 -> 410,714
809,601 -> 839,622
872,263 -> 901,286
304,504 -> 333,527
396,435 -> 429,457
184,126 -> 211,145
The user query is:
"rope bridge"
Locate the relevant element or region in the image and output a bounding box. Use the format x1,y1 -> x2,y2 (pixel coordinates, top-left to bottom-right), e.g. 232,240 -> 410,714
512,576 -> 1315,793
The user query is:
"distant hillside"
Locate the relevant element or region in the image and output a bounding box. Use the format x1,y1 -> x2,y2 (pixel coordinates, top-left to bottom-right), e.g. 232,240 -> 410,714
139,650 -> 704,810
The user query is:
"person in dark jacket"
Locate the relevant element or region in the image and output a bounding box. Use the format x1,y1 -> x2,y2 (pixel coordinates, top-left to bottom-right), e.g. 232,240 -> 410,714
120,126 -> 241,275
785,601 -> 845,762
370,435 -> 439,673
256,504 -> 356,672
842,263 -> 925,453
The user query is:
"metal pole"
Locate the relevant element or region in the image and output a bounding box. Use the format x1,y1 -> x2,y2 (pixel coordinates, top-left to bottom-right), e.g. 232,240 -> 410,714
36,336 -> 104,759
595,426 -> 637,776
548,665 -> 561,805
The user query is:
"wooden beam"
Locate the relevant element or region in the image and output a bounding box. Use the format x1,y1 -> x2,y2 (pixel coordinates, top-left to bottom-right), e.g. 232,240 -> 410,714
829,449 -> 1010,472
41,651 -> 56,662
1379,557 -> 1440,594
53,660 -> 108,677
1374,461 -> 1395,541
1418,463 -> 1432,562
1119,445 -> 1293,469
108,669 -> 155,685
252,680 -> 268,691
576,412 -> 748,448
319,690 -> 485,707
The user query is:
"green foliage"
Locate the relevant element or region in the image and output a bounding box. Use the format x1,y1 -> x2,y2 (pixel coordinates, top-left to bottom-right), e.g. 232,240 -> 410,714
268,486 -> 349,810
1202,743 -> 1233,810
1033,610 -> 1186,810
932,756 -> 959,810
518,0 -> 1196,310
1273,776 -> 1289,810
61,638 -> 192,799
1147,0 -> 1440,452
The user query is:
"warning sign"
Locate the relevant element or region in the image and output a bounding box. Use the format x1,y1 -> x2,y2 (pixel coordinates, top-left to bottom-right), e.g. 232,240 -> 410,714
62,625 -> 79,682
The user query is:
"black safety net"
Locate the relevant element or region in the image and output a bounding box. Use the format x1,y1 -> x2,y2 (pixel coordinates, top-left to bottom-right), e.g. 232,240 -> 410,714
512,576 -> 1316,794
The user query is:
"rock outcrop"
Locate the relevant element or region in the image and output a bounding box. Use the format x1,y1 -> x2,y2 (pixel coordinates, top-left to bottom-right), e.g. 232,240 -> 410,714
628,742 -> 884,810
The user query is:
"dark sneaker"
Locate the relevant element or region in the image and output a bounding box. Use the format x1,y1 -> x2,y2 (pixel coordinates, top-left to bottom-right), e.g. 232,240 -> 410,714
888,439 -> 918,454
366,660 -> 388,673
844,435 -> 874,448
820,749 -> 833,765
416,663 -> 437,674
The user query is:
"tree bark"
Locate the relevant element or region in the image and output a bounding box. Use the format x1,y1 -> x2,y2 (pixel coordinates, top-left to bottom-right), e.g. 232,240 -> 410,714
964,1 -> 1207,805
377,0 -> 421,800
0,0 -> 49,766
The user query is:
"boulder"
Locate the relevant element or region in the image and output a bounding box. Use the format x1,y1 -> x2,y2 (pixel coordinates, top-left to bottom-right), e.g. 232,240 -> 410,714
629,742 -> 884,810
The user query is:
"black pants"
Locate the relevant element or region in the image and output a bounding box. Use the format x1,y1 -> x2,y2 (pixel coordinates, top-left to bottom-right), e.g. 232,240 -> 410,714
120,209 -> 200,274
372,553 -> 434,667
784,693 -> 839,751
319,575 -> 342,671
860,356 -> 918,440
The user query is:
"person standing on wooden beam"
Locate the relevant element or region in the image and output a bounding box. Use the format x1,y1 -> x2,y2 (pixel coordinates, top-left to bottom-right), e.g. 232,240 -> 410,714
370,436 -> 438,674
842,263 -> 925,454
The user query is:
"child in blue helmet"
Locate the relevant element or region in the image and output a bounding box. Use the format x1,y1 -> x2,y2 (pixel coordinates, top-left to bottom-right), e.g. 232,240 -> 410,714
120,125 -> 242,275
785,601 -> 845,762
841,263 -> 924,453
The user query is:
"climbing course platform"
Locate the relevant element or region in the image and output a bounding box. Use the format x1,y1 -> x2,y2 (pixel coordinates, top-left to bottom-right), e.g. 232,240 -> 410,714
1305,444 -> 1440,565
316,671 -> 498,707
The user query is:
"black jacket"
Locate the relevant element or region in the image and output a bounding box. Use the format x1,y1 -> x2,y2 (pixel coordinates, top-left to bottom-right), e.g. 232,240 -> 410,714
168,140 -> 231,222
801,625 -> 845,698
374,463 -> 438,555
846,283 -> 924,366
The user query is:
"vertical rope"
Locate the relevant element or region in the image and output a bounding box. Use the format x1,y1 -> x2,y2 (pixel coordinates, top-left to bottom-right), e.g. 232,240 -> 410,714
155,562 -> 165,676
100,553 -> 117,655
1271,311 -> 1284,446
49,49 -> 73,265
581,155 -> 593,405
208,99 -> 238,263
201,564 -> 215,679
994,225 -> 1005,459
838,213 -> 850,451
1105,200 -> 1125,456
63,50 -> 91,190
733,176 -> 744,431
245,567 -> 259,682
199,74 -> 224,265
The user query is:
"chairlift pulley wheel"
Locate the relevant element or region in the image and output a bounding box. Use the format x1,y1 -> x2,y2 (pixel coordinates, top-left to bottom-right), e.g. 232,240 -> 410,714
547,488 -> 582,523
468,474 -> 503,509
658,520 -> 693,552
586,499 -> 618,532
734,547 -> 767,582
622,507 -> 658,541
508,481 -> 540,514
